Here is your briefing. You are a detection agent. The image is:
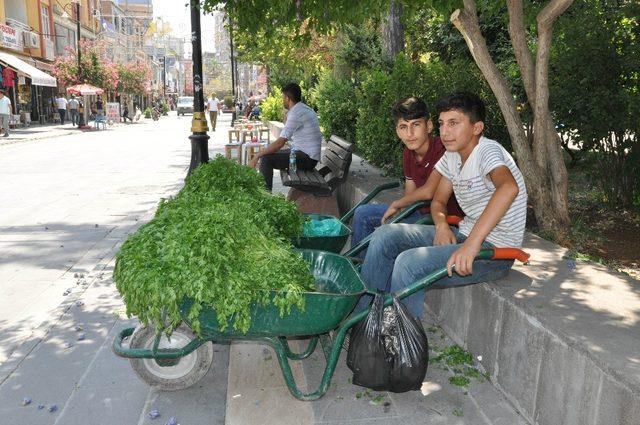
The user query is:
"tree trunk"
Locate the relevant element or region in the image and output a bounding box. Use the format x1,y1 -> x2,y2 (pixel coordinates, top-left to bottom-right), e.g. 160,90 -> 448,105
381,0 -> 405,59
451,0 -> 572,238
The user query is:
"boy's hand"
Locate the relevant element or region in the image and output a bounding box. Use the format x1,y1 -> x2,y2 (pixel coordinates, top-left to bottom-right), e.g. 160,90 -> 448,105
381,202 -> 400,224
434,226 -> 457,246
446,240 -> 482,277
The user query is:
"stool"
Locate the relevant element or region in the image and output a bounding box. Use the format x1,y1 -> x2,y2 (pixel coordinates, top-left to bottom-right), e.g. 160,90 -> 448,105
225,129 -> 242,162
93,116 -> 107,130
228,129 -> 240,143
242,130 -> 256,143
242,142 -> 267,165
259,128 -> 271,144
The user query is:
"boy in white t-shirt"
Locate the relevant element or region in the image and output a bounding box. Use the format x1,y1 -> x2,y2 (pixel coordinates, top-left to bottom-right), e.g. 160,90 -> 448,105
360,92 -> 527,318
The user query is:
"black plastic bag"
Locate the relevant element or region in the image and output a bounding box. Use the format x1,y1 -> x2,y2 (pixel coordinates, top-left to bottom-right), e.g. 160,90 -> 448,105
346,293 -> 391,390
347,294 -> 429,392
385,297 -> 429,392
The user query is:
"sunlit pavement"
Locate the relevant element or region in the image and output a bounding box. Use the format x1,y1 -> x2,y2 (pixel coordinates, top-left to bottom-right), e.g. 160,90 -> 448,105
0,111 -> 230,425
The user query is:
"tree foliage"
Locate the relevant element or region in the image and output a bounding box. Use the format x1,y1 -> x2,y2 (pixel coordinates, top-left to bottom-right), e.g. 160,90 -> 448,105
551,0 -> 640,206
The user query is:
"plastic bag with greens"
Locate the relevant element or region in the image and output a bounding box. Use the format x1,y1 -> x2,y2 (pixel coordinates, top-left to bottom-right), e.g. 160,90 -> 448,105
302,218 -> 343,237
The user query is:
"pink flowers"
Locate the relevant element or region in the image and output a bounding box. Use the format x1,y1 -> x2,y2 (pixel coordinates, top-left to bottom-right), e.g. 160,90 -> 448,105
52,40 -> 151,94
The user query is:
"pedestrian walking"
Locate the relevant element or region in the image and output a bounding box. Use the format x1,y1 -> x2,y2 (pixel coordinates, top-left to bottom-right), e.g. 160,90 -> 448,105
68,95 -> 79,126
0,89 -> 12,137
122,104 -> 133,123
96,96 -> 104,116
206,94 -> 219,131
56,95 -> 68,124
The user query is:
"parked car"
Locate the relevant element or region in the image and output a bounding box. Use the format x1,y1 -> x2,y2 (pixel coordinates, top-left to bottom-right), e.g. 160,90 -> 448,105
177,96 -> 194,115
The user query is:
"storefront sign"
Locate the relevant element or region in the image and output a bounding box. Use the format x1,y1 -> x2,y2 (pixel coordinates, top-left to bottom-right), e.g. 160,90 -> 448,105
0,24 -> 21,50
106,102 -> 121,123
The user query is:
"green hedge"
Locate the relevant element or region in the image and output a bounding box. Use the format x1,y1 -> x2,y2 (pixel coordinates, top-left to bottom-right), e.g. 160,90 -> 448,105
353,55 -> 509,176
312,72 -> 358,144
260,87 -> 285,122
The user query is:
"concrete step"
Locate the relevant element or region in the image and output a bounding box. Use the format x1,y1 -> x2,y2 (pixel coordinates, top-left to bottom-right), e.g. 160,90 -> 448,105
337,152 -> 640,425
224,317 -> 527,425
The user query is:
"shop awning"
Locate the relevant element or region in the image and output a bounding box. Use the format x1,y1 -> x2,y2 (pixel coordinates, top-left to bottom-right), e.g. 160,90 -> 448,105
0,51 -> 57,87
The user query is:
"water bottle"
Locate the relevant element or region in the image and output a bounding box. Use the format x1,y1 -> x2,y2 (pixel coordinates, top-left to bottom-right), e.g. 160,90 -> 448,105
289,148 -> 297,173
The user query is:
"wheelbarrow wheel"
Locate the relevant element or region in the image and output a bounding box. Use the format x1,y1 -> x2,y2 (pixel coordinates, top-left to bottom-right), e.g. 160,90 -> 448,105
129,323 -> 213,391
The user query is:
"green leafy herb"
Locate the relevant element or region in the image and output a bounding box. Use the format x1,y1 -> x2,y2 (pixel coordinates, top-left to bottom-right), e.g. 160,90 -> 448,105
114,156 -> 314,334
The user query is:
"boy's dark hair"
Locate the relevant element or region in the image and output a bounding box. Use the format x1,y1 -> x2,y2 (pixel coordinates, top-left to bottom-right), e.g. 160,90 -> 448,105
392,97 -> 429,123
282,83 -> 302,103
436,92 -> 486,123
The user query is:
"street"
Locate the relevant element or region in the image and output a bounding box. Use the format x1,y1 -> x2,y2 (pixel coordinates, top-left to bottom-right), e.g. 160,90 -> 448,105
0,114 -> 229,425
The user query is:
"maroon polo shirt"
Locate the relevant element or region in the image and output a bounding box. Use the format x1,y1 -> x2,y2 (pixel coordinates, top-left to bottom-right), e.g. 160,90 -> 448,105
403,136 -> 464,217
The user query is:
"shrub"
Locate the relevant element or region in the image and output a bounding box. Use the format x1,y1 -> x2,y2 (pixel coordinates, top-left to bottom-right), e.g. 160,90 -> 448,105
260,87 -> 284,122
144,107 -> 151,119
224,95 -> 233,109
161,102 -> 169,115
354,55 -> 509,176
312,72 -> 358,143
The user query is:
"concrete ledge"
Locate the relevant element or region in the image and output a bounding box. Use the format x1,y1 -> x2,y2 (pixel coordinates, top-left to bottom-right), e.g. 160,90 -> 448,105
338,151 -> 640,425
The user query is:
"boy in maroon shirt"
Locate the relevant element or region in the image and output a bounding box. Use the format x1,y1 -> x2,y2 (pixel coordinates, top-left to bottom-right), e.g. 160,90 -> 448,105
351,97 -> 463,254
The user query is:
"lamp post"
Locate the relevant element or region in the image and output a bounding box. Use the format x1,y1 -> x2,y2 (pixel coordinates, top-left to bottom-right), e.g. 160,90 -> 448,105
187,1 -> 209,175
73,0 -> 84,128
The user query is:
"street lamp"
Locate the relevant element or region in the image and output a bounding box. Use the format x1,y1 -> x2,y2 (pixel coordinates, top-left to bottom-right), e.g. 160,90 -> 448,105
187,1 -> 209,175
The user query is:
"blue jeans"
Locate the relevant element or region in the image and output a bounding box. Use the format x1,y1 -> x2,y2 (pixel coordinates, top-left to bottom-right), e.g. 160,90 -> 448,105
359,224 -> 513,318
350,204 -> 421,258
69,109 -> 79,125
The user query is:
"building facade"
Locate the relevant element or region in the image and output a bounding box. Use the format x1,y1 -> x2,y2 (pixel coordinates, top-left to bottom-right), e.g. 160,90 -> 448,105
0,0 -> 153,124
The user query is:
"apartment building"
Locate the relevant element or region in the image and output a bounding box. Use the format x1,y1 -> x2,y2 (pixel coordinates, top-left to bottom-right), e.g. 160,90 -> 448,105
0,0 -> 102,123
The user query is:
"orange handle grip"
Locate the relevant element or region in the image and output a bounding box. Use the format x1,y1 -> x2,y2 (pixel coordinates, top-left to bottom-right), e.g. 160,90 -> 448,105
492,248 -> 530,263
446,215 -> 462,226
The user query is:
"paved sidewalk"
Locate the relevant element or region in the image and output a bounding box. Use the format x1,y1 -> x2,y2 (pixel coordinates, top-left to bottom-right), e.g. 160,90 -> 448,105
0,118 -> 153,146
0,111 -> 232,425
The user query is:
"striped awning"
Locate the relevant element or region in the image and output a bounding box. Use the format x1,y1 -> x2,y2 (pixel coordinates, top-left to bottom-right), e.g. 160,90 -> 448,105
0,51 -> 57,87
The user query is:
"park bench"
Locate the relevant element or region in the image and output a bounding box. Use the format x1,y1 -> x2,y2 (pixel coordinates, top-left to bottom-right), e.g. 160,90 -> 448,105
280,135 -> 353,196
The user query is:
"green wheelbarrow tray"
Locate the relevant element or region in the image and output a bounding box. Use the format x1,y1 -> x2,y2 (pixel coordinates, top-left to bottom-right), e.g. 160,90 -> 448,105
112,247 -> 530,401
181,250 -> 366,339
292,180 -> 429,254
293,214 -> 352,253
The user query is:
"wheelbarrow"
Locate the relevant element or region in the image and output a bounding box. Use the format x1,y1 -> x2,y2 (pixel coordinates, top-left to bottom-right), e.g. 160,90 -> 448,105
293,181 -> 427,253
113,247 -> 530,401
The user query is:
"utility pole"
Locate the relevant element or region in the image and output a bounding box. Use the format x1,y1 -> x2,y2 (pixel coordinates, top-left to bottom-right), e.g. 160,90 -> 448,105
187,0 -> 209,175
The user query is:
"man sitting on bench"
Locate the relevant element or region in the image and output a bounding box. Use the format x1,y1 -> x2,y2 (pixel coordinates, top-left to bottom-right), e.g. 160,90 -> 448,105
249,83 -> 322,192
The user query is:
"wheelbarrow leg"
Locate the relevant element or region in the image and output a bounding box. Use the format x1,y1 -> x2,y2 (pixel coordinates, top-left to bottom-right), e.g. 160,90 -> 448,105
263,332 -> 347,401
278,336 -> 318,360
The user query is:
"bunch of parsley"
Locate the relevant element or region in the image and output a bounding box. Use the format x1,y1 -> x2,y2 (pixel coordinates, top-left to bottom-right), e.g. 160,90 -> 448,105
114,156 -> 314,334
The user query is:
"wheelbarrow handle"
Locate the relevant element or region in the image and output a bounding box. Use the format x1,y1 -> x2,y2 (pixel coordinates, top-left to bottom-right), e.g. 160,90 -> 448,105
344,212 -> 462,259
339,180 -> 402,223
344,248 -> 530,327
415,214 -> 463,226
393,247 -> 530,302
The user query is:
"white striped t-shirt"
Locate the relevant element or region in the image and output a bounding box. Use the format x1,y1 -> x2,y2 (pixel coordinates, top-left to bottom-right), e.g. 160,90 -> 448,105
435,137 -> 528,247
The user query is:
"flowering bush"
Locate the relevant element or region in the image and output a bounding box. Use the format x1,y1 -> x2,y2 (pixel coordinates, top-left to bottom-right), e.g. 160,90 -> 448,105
117,62 -> 152,95
53,40 -> 151,96
53,40 -> 119,91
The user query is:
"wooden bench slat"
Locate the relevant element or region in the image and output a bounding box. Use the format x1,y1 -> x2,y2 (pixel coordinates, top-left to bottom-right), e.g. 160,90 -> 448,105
279,136 -> 352,195
328,135 -> 353,152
